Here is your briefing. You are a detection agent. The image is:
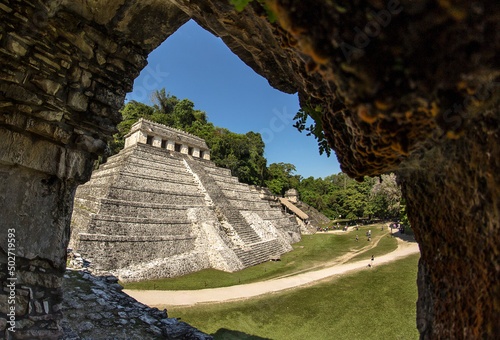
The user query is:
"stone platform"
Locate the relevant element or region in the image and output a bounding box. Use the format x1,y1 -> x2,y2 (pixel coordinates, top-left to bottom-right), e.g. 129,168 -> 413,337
69,121 -> 301,282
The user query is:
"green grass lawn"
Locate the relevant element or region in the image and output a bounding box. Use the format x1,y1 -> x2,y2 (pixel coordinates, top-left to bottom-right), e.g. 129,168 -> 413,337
122,223 -> 397,290
347,233 -> 399,263
168,253 -> 420,340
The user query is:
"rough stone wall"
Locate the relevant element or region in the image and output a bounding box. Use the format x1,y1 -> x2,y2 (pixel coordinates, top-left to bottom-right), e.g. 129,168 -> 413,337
0,1 -> 185,336
398,97 -> 500,338
292,200 -> 331,230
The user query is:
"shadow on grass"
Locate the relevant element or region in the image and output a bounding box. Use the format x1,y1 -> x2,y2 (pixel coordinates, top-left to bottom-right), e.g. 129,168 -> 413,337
391,229 -> 417,243
211,328 -> 272,340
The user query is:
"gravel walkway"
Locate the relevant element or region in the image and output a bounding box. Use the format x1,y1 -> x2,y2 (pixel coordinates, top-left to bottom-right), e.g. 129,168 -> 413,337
125,233 -> 419,307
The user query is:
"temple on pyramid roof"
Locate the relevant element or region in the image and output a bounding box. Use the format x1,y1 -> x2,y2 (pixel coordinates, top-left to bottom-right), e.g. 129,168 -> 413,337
124,119 -> 211,159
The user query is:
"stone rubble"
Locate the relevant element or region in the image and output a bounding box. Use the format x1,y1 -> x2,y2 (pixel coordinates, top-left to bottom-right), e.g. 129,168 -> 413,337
61,270 -> 212,340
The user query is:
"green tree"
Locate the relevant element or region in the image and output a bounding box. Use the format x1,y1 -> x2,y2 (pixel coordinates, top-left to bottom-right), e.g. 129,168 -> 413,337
370,173 -> 402,217
151,89 -> 178,115
364,193 -> 389,218
265,163 -> 298,195
103,89 -> 268,187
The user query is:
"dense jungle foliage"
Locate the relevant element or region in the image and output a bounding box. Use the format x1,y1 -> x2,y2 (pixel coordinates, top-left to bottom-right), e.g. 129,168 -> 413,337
106,89 -> 405,221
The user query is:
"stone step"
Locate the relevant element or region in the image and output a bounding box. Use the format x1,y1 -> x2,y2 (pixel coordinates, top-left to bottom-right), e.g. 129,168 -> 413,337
92,172 -> 197,192
91,167 -> 194,185
132,143 -> 188,160
89,173 -> 120,186
97,156 -> 189,178
102,144 -> 185,170
225,218 -> 262,244
128,156 -> 188,172
233,239 -> 283,268
127,152 -> 186,169
251,210 -> 289,219
227,199 -> 273,210
207,172 -> 239,184
71,207 -> 94,231
263,216 -> 298,225
78,233 -> 197,271
124,164 -> 192,181
213,180 -> 251,191
201,165 -> 232,176
75,184 -> 203,205
101,145 -> 173,168
102,147 -> 135,164
106,186 -> 205,205
96,198 -> 203,219
190,157 -> 217,168
117,146 -> 184,166
86,215 -> 194,237
221,189 -> 260,200
73,196 -> 101,215
184,156 -> 263,245
75,183 -> 111,199
227,196 -> 270,204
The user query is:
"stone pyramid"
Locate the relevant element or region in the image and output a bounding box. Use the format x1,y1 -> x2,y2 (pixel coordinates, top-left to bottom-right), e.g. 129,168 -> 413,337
69,119 -> 301,282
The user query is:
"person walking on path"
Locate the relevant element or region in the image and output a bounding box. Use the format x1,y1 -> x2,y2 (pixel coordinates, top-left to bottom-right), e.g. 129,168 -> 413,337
371,255 -> 374,267
355,234 -> 359,242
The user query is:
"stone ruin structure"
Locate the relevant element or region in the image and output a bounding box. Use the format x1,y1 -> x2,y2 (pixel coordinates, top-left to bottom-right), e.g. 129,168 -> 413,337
69,119 -> 301,282
282,188 -> 331,232
278,188 -> 331,233
60,271 -> 210,339
0,0 -> 498,339
284,188 -> 299,203
123,119 -> 211,160
278,197 -> 314,235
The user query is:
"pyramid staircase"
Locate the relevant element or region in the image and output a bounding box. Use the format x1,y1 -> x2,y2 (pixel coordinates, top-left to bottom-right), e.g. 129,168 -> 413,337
185,156 -> 298,265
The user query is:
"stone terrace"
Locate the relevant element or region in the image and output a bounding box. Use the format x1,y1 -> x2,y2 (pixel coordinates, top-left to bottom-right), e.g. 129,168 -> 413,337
70,122 -> 301,282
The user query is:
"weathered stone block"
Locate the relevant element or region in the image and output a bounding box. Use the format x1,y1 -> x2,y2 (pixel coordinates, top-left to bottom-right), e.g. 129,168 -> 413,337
31,78 -> 61,96
94,87 -> 124,109
6,35 -> 28,56
81,70 -> 92,88
33,52 -> 61,70
0,83 -> 42,105
33,110 -> 64,122
16,272 -> 62,290
67,90 -> 88,112
0,3 -> 12,13
75,134 -> 108,155
59,31 -> 94,59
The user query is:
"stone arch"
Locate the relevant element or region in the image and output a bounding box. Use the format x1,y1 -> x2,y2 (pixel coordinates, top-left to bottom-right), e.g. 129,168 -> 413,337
0,1 -> 498,339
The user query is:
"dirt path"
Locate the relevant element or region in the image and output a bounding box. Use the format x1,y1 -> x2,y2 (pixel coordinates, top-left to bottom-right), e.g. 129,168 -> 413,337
271,226 -> 389,281
124,232 -> 419,308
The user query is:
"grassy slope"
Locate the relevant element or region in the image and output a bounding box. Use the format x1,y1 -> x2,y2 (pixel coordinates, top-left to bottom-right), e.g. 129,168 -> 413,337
347,232 -> 399,263
123,223 -> 398,290
169,253 -> 420,340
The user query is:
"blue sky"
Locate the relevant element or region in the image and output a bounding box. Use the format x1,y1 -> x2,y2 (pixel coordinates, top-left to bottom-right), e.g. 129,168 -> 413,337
125,20 -> 341,179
